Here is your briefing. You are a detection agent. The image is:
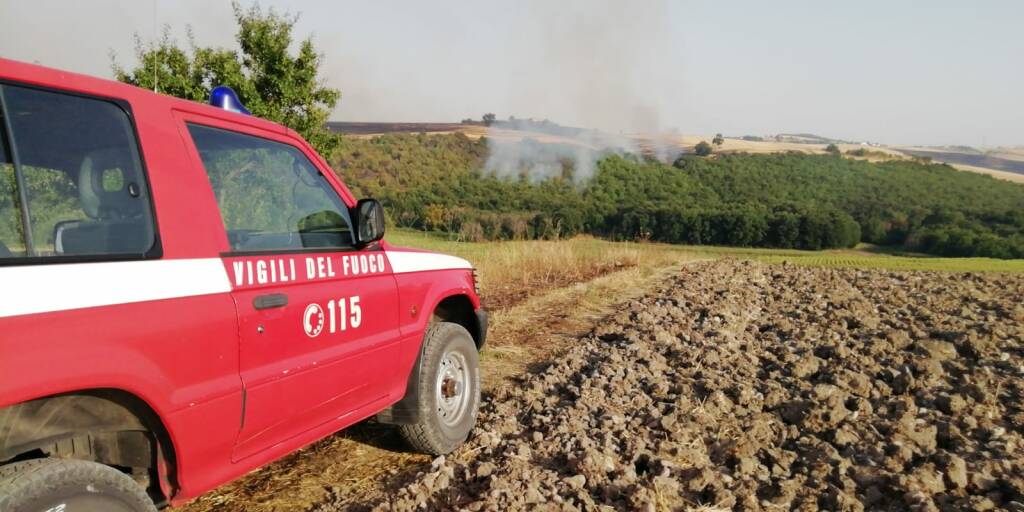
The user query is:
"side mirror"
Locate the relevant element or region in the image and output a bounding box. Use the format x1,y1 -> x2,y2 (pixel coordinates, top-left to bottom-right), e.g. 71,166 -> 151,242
353,198 -> 385,246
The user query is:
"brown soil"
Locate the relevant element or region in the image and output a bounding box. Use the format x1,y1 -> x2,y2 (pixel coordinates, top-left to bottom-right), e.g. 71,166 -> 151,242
178,260 -> 674,512
348,261 -> 1024,511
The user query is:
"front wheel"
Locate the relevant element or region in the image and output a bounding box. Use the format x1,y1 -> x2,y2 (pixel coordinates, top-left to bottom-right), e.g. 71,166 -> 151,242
399,322 -> 481,455
0,458 -> 157,512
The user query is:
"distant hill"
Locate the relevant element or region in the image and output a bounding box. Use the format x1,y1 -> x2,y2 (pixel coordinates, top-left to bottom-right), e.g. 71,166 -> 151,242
325,122 -> 465,135
323,121 -> 1022,183
329,131 -> 1024,259
773,133 -> 856,145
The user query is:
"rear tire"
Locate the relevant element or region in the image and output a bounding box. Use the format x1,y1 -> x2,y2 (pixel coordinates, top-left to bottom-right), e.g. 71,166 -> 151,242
399,322 -> 481,455
0,458 -> 156,512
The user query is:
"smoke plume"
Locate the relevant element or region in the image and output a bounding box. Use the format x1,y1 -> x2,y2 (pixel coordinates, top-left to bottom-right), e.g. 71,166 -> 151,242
482,0 -> 680,182
484,120 -> 637,183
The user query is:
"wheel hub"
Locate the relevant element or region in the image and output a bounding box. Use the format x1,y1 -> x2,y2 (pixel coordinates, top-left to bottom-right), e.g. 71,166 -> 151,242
436,350 -> 471,427
441,377 -> 461,398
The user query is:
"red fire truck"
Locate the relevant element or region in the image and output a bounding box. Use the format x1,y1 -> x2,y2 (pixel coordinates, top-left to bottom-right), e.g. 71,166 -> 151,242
0,58 -> 487,511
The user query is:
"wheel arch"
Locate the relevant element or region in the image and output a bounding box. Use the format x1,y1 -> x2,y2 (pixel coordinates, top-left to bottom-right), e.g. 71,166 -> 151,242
0,388 -> 179,504
431,293 -> 485,349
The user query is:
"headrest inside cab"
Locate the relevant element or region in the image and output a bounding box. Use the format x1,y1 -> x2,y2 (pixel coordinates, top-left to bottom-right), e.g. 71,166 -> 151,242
78,149 -> 136,219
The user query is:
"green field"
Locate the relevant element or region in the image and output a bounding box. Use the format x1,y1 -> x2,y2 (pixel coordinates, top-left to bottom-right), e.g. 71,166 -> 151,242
387,228 -> 1024,274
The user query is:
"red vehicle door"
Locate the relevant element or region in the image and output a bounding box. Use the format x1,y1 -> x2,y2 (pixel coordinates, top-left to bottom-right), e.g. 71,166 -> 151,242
178,115 -> 402,461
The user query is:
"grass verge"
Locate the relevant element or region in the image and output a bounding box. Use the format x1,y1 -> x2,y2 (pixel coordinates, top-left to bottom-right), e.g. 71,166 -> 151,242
390,228 -> 1024,275
386,229 -> 703,309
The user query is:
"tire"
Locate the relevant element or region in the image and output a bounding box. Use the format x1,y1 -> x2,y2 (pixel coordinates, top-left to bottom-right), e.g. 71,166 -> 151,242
399,322 -> 481,455
0,458 -> 156,512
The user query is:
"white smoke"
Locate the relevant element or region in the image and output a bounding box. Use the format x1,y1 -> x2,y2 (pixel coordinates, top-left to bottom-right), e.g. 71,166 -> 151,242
480,0 -> 680,182
483,120 -> 637,183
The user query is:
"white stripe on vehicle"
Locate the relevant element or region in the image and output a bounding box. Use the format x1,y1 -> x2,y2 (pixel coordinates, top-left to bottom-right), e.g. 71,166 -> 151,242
0,258 -> 231,318
386,251 -> 472,274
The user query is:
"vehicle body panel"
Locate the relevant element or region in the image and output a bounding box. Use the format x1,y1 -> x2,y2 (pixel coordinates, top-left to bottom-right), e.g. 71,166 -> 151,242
0,57 -> 484,506
223,251 -> 404,462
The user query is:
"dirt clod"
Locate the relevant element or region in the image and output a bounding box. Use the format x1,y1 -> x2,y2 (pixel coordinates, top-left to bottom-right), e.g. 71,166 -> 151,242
351,261 -> 1024,511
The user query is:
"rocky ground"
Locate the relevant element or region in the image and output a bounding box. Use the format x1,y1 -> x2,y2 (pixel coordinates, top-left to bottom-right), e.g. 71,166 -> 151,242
342,260 -> 1024,511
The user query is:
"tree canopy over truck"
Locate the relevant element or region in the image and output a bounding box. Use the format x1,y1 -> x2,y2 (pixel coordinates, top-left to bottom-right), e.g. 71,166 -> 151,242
112,2 -> 340,154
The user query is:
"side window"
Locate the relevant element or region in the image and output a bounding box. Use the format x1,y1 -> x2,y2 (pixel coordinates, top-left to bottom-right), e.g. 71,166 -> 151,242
187,124 -> 353,252
0,84 -> 156,260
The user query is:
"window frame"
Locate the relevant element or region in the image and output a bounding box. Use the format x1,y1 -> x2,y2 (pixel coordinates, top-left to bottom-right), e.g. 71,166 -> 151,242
0,79 -> 163,267
184,121 -> 360,257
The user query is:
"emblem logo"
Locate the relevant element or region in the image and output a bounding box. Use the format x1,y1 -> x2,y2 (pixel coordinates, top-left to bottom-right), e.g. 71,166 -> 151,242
303,303 -> 325,338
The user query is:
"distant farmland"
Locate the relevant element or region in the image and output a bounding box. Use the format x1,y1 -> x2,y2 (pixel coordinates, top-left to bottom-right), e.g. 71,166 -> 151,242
894,147 -> 1024,176
325,121 -> 467,135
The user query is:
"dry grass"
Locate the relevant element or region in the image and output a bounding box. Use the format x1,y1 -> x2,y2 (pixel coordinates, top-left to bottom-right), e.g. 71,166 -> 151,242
678,243 -> 1024,273
989,147 -> 1024,163
386,231 -> 693,310
670,135 -> 904,158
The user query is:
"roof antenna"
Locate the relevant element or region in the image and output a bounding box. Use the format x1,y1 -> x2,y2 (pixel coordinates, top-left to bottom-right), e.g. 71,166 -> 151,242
152,0 -> 159,93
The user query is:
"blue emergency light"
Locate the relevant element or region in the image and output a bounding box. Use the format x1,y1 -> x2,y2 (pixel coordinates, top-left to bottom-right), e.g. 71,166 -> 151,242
209,86 -> 251,115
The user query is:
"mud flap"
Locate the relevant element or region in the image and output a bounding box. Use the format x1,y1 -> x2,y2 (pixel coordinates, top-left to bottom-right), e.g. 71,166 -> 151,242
475,309 -> 489,349
375,345 -> 425,425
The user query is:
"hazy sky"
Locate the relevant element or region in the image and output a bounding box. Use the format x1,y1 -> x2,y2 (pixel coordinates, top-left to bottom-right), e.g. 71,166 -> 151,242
2,1 -> 1021,147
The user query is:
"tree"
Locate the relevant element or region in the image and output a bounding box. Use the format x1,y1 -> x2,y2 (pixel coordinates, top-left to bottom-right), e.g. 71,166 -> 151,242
423,204 -> 450,232
824,143 -> 841,155
694,141 -> 713,157
482,113 -> 497,126
112,2 -> 341,154
712,133 -> 724,146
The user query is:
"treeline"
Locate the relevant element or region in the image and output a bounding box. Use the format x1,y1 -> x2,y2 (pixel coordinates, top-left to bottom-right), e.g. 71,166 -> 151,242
601,205 -> 861,250
668,153 -> 1024,257
329,133 -> 1024,258
911,210 -> 1024,259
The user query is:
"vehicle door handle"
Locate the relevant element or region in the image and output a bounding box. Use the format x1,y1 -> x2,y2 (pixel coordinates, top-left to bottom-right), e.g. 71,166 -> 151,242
253,293 -> 288,310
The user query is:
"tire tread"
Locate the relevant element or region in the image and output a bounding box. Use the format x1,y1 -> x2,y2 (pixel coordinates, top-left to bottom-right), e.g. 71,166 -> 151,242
0,458 -> 155,512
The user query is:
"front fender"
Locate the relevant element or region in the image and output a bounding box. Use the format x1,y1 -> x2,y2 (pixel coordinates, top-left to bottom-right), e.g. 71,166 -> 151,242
392,268 -> 479,338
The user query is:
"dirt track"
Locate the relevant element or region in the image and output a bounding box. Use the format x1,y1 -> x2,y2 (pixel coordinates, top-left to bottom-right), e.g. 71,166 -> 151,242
335,261 -> 1024,511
